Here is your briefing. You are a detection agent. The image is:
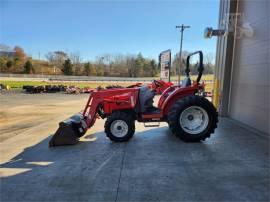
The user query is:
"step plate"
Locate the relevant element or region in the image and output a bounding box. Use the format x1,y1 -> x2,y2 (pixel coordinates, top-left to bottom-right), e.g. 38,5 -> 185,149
144,122 -> 160,127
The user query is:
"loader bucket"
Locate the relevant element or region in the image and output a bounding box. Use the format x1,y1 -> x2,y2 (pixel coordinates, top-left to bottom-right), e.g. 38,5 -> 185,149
49,113 -> 87,147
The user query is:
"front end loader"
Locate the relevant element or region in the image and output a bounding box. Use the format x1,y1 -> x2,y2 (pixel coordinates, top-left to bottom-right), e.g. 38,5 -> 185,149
49,51 -> 218,146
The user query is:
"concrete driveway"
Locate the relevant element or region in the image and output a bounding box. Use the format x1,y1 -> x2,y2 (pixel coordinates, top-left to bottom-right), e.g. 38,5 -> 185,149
1,117 -> 269,202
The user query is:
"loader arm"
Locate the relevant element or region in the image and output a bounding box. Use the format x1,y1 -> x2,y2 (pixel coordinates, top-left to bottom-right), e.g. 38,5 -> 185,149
82,91 -> 103,128
82,88 -> 139,129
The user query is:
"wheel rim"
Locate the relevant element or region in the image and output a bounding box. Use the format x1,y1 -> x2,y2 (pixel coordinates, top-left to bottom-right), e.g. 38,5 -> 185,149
179,106 -> 209,135
110,120 -> 129,138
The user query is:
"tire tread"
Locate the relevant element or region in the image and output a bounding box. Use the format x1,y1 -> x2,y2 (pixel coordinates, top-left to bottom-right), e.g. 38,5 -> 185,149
168,96 -> 218,142
104,111 -> 135,142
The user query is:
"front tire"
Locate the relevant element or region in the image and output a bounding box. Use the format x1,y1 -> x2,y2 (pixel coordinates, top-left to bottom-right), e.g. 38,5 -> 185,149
105,111 -> 135,142
168,96 -> 218,142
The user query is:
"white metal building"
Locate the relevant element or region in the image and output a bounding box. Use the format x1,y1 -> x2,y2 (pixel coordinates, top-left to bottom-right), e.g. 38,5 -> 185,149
215,0 -> 269,134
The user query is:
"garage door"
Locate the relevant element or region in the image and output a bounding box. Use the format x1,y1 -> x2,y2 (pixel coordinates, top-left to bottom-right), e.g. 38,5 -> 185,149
228,0 -> 270,134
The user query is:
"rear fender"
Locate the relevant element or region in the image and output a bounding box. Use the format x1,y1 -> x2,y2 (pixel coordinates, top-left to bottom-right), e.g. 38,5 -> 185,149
158,86 -> 176,108
161,87 -> 198,116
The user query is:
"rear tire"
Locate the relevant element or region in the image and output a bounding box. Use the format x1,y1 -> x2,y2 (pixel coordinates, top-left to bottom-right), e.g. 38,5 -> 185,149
105,111 -> 135,142
168,96 -> 218,142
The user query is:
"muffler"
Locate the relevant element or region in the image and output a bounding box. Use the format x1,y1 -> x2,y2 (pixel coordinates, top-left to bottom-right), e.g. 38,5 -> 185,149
49,113 -> 88,147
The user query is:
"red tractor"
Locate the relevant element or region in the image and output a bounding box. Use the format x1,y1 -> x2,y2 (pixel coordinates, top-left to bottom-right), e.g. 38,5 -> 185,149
50,51 -> 218,146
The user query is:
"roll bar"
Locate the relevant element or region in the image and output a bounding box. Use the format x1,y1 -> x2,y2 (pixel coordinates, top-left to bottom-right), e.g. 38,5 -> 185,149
185,51 -> 204,83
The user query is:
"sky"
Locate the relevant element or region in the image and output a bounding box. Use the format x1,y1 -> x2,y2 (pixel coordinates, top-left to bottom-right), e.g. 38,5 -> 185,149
0,0 -> 220,61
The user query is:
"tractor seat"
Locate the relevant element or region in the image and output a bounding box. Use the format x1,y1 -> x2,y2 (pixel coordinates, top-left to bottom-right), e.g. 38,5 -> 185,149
138,86 -> 156,113
181,77 -> 191,87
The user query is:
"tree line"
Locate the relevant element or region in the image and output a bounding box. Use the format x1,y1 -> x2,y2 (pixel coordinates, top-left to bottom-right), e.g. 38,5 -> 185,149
0,44 -> 215,77
50,52 -> 159,77
171,51 -> 215,75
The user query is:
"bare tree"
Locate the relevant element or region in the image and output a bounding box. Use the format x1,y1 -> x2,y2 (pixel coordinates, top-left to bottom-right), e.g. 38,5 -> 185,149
45,51 -> 68,67
54,51 -> 68,65
205,52 -> 214,66
126,56 -> 136,77
69,52 -> 82,75
45,52 -> 54,63
204,52 -> 215,74
69,51 -> 82,65
172,50 -> 189,75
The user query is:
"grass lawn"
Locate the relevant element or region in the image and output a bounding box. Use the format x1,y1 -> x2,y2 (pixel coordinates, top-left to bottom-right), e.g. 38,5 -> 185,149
0,74 -> 214,91
0,80 -> 113,89
170,74 -> 214,81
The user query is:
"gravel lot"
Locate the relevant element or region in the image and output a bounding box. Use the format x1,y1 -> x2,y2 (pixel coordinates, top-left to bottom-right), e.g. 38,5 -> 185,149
0,91 -> 88,142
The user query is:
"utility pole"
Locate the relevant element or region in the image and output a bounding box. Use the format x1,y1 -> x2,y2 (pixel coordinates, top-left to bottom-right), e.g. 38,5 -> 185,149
39,52 -> 43,76
176,24 -> 190,85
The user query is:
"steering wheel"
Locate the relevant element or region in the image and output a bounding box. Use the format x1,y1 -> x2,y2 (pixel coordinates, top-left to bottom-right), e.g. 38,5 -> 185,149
153,80 -> 162,88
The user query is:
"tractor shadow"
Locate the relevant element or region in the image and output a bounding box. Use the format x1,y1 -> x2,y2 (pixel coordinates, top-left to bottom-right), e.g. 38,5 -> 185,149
1,126 -> 209,172
2,118 -> 269,202
0,125 -> 206,165
0,127 -> 208,170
